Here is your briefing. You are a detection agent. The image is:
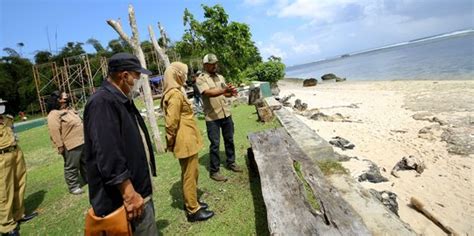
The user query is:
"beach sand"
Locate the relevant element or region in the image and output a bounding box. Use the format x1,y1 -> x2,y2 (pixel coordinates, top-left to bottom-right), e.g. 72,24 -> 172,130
277,79 -> 473,235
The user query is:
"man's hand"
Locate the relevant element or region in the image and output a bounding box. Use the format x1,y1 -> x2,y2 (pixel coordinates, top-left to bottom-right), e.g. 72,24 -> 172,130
58,146 -> 65,155
119,179 -> 145,221
224,84 -> 238,97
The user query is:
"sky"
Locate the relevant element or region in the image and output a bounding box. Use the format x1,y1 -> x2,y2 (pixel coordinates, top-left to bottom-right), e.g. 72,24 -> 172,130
1,0 -> 473,66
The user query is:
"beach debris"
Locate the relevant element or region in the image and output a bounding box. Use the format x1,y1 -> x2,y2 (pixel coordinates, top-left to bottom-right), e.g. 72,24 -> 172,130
412,112 -> 433,121
279,93 -> 295,107
271,84 -> 280,96
370,189 -> 399,216
410,197 -> 458,235
248,87 -> 261,105
319,103 -> 360,109
253,99 -> 274,122
391,155 -> 425,178
293,99 -> 308,111
412,112 -> 447,126
329,136 -> 355,150
303,78 -> 318,87
418,126 -> 436,140
310,112 -> 349,122
257,106 -> 274,122
390,129 -> 408,133
441,127 -> 473,156
333,152 -> 355,162
358,160 -> 389,183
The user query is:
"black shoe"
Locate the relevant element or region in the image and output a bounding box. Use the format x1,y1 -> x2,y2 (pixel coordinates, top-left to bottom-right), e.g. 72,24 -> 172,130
198,201 -> 209,209
183,201 -> 208,210
18,212 -> 38,223
187,208 -> 214,222
5,226 -> 19,236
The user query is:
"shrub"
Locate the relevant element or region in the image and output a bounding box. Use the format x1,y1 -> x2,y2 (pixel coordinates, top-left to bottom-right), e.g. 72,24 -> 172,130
242,57 -> 285,84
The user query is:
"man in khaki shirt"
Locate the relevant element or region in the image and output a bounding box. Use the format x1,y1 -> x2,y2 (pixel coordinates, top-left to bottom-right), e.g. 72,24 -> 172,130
196,53 -> 243,182
0,99 -> 37,235
46,91 -> 87,195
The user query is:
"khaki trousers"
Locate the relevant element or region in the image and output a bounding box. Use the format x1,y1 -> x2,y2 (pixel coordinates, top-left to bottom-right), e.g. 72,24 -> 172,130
0,147 -> 26,233
179,154 -> 200,214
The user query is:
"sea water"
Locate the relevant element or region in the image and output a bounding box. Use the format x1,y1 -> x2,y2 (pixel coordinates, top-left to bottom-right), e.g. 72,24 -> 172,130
285,30 -> 474,81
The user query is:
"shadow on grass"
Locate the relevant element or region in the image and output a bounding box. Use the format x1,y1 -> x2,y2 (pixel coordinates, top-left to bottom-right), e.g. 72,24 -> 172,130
246,148 -> 270,236
198,151 -> 228,173
24,190 -> 46,215
156,219 -> 169,235
169,180 -> 205,211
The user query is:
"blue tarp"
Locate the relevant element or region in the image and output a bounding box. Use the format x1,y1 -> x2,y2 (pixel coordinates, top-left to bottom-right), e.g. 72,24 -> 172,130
150,76 -> 163,84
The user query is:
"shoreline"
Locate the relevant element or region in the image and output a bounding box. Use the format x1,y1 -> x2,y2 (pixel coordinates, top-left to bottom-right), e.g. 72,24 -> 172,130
277,79 -> 473,235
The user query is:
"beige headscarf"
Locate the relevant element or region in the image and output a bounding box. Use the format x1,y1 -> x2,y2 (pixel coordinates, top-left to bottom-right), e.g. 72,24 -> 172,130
161,62 -> 190,108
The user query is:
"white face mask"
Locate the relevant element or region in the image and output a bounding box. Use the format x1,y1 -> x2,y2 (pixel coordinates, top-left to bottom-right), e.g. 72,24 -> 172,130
0,105 -> 5,115
124,74 -> 142,100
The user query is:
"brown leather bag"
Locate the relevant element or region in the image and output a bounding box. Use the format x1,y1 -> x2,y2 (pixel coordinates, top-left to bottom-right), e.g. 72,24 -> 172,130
84,206 -> 132,236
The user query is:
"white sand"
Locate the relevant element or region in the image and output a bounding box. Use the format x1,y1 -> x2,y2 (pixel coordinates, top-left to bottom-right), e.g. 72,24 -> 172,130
278,79 -> 474,235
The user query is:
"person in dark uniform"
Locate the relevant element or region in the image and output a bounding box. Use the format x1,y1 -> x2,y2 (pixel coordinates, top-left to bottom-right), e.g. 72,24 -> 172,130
83,53 -> 158,235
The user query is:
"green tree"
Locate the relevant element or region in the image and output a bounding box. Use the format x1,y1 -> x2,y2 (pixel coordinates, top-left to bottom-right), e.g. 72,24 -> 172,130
34,50 -> 53,64
243,56 -> 285,84
0,56 -> 36,115
53,42 -> 86,65
107,38 -> 133,55
175,4 -> 262,83
2,48 -> 20,58
86,38 -> 105,53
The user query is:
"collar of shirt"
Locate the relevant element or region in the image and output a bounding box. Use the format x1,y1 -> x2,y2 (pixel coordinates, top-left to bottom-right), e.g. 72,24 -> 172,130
102,80 -> 129,104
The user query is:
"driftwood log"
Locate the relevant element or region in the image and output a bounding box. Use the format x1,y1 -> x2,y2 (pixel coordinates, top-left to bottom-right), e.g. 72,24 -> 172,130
248,128 -> 370,235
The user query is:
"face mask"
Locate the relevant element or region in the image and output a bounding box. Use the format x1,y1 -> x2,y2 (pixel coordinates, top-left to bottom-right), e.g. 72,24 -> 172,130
0,105 -> 5,114
124,74 -> 141,100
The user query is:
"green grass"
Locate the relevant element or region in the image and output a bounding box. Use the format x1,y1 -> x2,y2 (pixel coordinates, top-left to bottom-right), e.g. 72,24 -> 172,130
293,161 -> 321,212
18,104 -> 279,235
317,160 -> 347,176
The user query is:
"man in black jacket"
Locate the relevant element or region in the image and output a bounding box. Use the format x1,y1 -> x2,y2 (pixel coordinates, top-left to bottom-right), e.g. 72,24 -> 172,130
83,53 -> 157,235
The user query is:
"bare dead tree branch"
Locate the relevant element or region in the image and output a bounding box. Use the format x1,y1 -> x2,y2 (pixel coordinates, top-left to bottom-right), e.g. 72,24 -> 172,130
107,4 -> 165,153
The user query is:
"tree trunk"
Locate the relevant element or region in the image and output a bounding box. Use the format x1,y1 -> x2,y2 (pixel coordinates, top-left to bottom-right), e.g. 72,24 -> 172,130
148,24 -> 170,67
107,4 -> 164,153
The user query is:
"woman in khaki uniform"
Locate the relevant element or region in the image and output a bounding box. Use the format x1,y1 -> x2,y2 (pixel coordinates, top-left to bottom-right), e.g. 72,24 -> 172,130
46,91 -> 87,195
162,62 -> 214,222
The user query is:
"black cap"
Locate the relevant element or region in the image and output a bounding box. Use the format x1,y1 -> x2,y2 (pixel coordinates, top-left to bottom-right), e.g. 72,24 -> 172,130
108,52 -> 152,75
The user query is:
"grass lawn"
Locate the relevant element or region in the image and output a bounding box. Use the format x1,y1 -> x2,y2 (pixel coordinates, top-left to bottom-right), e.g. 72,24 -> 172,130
18,104 -> 279,235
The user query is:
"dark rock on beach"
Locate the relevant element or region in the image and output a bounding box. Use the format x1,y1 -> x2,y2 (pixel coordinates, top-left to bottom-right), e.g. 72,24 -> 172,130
303,78 -> 318,87
358,160 -> 389,183
441,127 -> 473,156
369,189 -> 399,216
391,155 -> 425,178
329,136 -> 355,150
321,73 -> 338,80
293,99 -> 308,111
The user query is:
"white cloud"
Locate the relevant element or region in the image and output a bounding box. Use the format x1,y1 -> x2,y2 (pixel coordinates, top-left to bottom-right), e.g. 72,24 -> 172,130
243,0 -> 269,6
259,43 -> 287,59
257,31 -> 321,63
256,0 -> 474,65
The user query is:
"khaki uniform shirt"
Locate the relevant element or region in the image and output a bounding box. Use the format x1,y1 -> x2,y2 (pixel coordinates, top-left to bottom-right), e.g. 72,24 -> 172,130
47,109 -> 84,151
196,72 -> 232,121
0,115 -> 16,149
163,89 -> 203,159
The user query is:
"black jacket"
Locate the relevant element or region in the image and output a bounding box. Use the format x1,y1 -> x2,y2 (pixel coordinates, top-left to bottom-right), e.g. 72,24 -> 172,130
83,80 -> 157,216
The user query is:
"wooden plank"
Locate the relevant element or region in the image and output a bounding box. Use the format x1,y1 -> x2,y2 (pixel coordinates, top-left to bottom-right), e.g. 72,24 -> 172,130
249,128 -> 371,235
264,97 -> 335,161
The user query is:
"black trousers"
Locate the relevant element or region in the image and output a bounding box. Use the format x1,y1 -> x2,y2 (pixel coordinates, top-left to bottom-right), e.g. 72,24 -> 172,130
206,116 -> 235,174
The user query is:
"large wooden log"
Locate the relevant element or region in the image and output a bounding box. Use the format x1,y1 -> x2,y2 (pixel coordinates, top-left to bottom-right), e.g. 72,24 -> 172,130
248,128 -> 371,235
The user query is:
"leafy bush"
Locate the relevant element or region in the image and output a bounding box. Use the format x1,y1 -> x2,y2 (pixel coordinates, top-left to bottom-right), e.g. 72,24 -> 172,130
242,57 -> 285,84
